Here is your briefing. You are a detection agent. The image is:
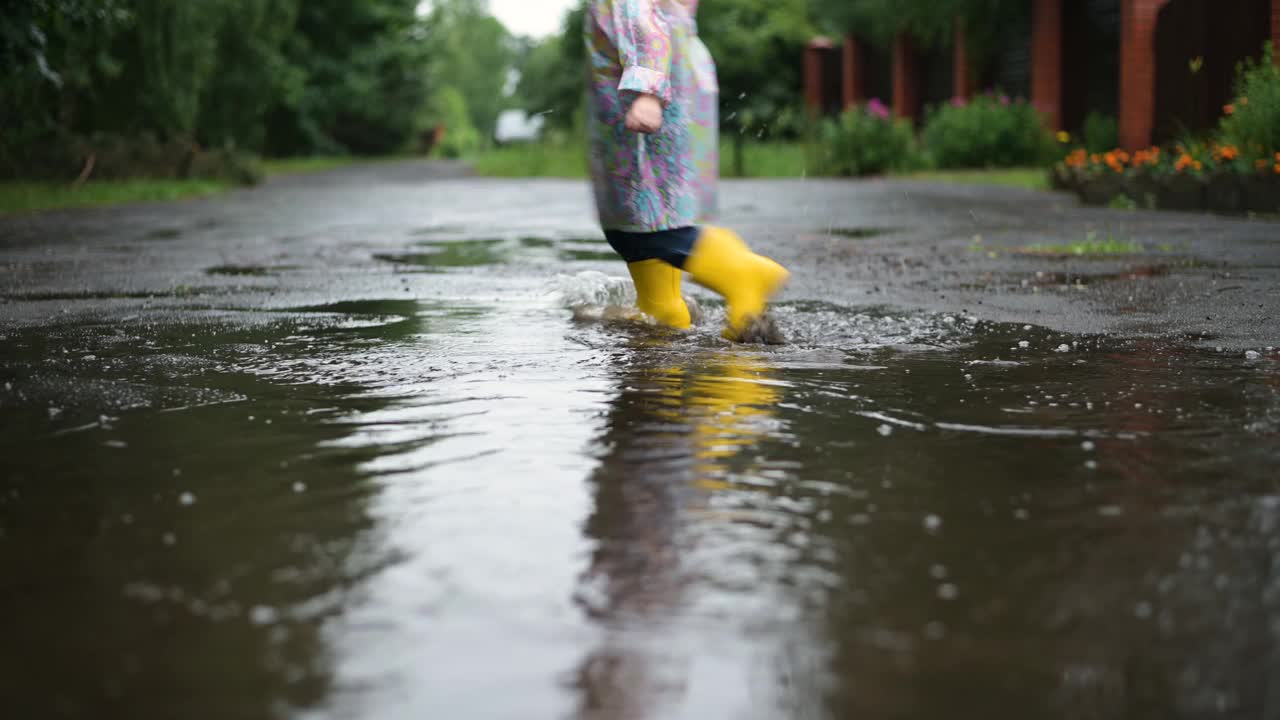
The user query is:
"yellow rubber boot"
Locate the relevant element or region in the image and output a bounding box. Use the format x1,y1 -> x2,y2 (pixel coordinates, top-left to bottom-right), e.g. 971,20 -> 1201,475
684,226 -> 789,336
627,259 -> 692,329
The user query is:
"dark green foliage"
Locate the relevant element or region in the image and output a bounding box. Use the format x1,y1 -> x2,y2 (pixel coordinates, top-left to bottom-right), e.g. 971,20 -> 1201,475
1,0 -> 469,179
514,3 -> 588,132
1218,43 -> 1280,161
815,105 -> 921,176
1082,112 -> 1119,154
259,0 -> 433,156
698,0 -> 812,140
420,0 -> 514,144
921,94 -> 1055,168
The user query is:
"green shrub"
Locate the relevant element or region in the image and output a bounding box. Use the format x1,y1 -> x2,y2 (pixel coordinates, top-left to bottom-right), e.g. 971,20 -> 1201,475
921,94 -> 1056,169
1,132 -> 261,185
1218,42 -> 1280,162
1082,112 -> 1119,153
813,101 -> 920,176
422,86 -> 480,158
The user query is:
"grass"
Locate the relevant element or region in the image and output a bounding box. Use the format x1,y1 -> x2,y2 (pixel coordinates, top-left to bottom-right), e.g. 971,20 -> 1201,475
471,141 -> 1055,191
0,179 -> 230,216
897,167 -> 1050,190
0,154 -> 407,215
472,140 -> 812,179
1016,231 -> 1145,257
472,143 -> 588,178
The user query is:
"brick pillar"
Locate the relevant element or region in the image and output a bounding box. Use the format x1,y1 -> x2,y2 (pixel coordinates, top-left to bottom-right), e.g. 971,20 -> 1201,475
953,21 -> 973,102
843,34 -> 866,109
892,33 -> 919,120
1273,0 -> 1279,63
804,37 -> 833,115
1119,0 -> 1170,150
1031,0 -> 1063,130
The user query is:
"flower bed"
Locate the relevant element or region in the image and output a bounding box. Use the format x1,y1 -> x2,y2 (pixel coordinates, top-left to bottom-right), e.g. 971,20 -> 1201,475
1052,145 -> 1280,215
1052,43 -> 1280,216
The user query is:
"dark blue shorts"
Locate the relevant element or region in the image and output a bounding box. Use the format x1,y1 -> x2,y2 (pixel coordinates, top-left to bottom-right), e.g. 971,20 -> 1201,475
604,227 -> 699,269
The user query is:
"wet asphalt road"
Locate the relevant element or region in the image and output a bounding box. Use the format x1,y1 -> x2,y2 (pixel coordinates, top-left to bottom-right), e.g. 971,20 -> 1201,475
1,160 -> 1279,720
0,159 -> 1277,348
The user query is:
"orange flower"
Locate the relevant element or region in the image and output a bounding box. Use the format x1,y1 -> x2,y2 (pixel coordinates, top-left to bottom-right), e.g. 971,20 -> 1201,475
1194,161 -> 1203,171
1214,145 -> 1239,162
1275,163 -> 1280,175
1224,104 -> 1235,115
1175,154 -> 1194,172
1259,159 -> 1270,171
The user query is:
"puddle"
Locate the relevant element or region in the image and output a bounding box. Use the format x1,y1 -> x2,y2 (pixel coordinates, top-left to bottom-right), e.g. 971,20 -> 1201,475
558,248 -> 619,263
143,227 -> 183,240
206,265 -> 280,277
378,238 -> 508,268
3,275 -> 1279,720
827,227 -> 896,239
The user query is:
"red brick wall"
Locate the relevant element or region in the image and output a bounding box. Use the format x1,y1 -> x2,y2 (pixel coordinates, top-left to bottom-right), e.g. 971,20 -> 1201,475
1031,0 -> 1063,130
843,35 -> 866,109
892,33 -> 919,120
953,22 -> 973,101
1273,0 -> 1279,60
804,40 -> 828,114
1119,0 -> 1170,150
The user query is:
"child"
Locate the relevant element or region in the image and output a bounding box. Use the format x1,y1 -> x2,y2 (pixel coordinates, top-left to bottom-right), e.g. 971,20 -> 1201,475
585,0 -> 789,339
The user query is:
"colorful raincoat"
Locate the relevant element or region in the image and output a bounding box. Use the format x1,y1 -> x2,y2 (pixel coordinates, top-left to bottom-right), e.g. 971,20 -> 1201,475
586,0 -> 718,233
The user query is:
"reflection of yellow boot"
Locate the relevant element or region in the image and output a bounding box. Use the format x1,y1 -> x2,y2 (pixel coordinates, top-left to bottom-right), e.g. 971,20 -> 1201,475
684,226 -> 789,337
627,259 -> 691,329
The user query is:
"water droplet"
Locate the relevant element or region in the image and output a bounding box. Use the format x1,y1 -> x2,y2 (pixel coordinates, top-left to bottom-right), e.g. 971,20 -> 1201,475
923,515 -> 942,533
179,492 -> 196,506
1134,601 -> 1153,619
292,482 -> 307,494
877,424 -> 893,437
249,605 -> 279,626
1081,441 -> 1096,452
1245,350 -> 1261,360
1018,341 -> 1030,349
162,532 -> 176,546
930,564 -> 948,579
1056,344 -> 1070,353
1085,460 -> 1099,470
938,583 -> 959,600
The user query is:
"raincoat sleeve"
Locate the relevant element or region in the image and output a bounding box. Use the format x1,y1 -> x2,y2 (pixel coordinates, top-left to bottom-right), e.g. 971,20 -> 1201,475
609,0 -> 673,104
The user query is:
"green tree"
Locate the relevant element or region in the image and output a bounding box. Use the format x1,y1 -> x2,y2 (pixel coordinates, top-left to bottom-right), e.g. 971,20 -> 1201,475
421,0 -> 515,144
198,0 -> 301,151
699,0 -> 813,175
265,0 -> 432,155
812,0 -> 1029,64
514,2 -> 587,132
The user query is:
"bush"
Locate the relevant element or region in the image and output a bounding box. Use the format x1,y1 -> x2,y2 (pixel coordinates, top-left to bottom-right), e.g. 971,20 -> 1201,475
1082,112 -> 1119,153
813,100 -> 920,176
921,94 -> 1056,169
1218,42 -> 1280,164
421,86 -> 480,158
1,132 -> 261,185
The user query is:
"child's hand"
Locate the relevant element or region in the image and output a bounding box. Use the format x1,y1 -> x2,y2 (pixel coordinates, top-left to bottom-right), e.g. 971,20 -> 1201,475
625,94 -> 664,134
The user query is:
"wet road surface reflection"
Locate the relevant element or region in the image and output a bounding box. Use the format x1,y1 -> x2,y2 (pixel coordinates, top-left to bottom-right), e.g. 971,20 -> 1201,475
2,280 -> 1279,719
